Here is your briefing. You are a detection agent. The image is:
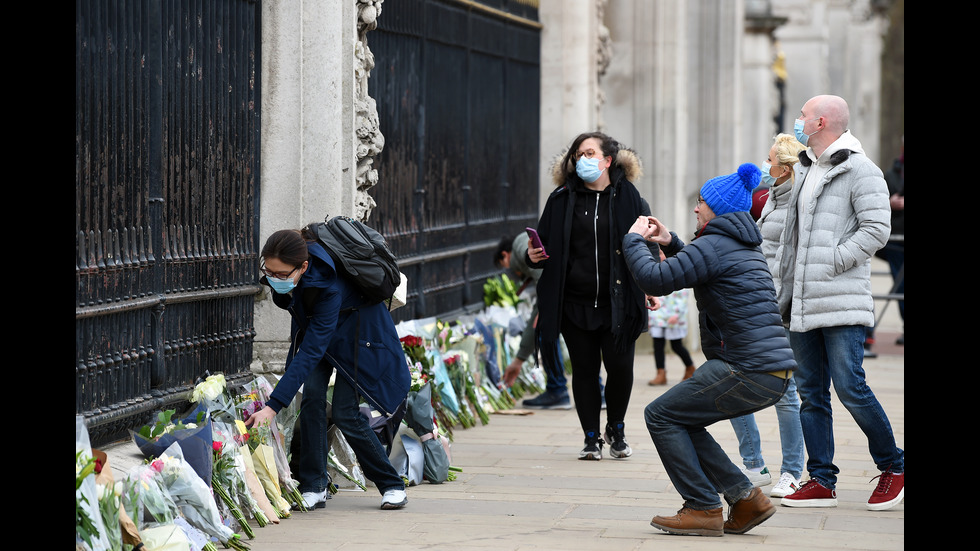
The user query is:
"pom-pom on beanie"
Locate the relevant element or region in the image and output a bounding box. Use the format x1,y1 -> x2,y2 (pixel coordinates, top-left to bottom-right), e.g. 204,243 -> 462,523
699,163 -> 761,216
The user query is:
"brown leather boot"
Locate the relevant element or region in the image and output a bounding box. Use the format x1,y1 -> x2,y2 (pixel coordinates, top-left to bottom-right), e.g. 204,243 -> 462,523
650,507 -> 723,536
724,487 -> 776,534
648,370 -> 667,385
683,365 -> 696,380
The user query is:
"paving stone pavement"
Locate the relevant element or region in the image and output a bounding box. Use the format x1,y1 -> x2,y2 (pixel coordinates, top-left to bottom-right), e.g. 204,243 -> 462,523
103,260 -> 904,551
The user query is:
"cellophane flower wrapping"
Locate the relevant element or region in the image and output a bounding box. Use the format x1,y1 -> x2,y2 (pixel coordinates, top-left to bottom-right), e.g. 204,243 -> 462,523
76,416 -> 112,551
132,403 -> 215,486
138,523 -> 195,551
210,422 -> 255,537
92,450 -> 124,551
243,375 -> 304,508
245,421 -> 292,518
327,425 -> 367,491
238,439 -> 280,524
158,441 -> 238,544
119,459 -> 214,550
191,372 -> 238,425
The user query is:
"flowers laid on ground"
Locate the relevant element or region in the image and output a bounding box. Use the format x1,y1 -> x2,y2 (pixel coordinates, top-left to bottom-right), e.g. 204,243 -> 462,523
79,274 -> 551,547
76,450 -> 100,548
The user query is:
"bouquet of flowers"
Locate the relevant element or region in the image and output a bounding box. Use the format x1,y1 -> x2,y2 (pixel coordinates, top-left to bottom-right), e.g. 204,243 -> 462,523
77,416 -> 112,551
76,449 -> 103,550
133,405 -> 214,486
212,420 -> 269,529
159,442 -> 250,550
244,376 -> 306,511
211,438 -> 253,538
401,334 -> 458,438
235,430 -> 281,525
91,449 -> 125,551
238,409 -> 292,519
190,371 -> 238,424
404,383 -> 451,483
120,458 -> 211,550
327,425 -> 368,491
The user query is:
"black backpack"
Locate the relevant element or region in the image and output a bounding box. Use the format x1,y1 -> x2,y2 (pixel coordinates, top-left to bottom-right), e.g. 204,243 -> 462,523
312,215 -> 401,305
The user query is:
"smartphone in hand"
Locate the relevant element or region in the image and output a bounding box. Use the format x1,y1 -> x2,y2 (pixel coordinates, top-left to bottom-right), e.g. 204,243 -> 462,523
526,227 -> 548,258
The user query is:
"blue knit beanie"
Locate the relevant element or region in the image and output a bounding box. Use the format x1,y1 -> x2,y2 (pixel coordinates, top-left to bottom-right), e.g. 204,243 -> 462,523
699,163 -> 761,216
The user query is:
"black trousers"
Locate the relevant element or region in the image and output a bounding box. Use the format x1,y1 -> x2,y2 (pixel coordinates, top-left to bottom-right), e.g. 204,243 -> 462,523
560,311 -> 635,437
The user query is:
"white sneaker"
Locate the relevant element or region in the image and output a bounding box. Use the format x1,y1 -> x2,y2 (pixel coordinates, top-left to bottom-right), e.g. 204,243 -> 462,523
741,466 -> 772,487
770,472 -> 802,498
380,488 -> 408,510
296,489 -> 328,510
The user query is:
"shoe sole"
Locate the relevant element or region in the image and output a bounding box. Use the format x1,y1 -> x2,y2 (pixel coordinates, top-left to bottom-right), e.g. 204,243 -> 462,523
380,499 -> 408,510
579,452 -> 602,460
293,500 -> 326,511
523,402 -> 572,409
608,447 -> 632,458
770,488 -> 796,498
780,498 -> 837,508
650,521 -> 722,537
723,507 -> 775,535
867,488 -> 904,511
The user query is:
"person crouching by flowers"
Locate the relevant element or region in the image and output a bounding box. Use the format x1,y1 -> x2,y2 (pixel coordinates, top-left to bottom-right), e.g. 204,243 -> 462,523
245,227 -> 411,511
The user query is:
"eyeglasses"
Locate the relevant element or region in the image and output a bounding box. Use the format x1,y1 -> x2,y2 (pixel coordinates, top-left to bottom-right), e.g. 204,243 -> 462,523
260,264 -> 300,280
574,148 -> 601,161
695,197 -> 706,208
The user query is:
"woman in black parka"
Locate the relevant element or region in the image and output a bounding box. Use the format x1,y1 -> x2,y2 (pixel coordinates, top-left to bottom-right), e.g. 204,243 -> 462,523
527,132 -> 659,460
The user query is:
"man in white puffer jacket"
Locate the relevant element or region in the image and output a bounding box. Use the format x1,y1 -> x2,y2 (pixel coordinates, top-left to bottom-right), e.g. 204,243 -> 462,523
777,95 -> 905,512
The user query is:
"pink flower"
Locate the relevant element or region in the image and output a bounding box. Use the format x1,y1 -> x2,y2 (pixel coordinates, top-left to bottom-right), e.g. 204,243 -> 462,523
150,458 -> 165,473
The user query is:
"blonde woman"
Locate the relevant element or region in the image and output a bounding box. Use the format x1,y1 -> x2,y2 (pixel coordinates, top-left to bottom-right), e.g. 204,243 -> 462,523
729,133 -> 808,499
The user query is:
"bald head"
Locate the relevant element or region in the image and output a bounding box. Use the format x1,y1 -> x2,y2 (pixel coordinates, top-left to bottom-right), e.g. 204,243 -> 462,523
800,95 -> 849,155
809,95 -> 849,134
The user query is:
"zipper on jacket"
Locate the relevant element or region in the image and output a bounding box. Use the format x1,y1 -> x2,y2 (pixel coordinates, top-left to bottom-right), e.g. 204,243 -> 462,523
592,192 -> 600,308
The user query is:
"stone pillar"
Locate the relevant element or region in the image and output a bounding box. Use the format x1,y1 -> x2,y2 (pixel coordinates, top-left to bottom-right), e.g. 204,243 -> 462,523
743,2 -> 789,160
773,0 -> 883,162
602,0 -> 691,232
252,0 -> 376,374
538,0 -> 601,207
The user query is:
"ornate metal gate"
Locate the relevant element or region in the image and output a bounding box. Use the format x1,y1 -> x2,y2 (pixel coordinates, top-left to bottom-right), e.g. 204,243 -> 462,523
368,0 -> 542,322
75,0 -> 261,446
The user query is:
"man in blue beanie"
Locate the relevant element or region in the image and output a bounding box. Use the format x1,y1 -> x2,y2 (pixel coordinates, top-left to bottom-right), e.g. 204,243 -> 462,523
621,163 -> 797,537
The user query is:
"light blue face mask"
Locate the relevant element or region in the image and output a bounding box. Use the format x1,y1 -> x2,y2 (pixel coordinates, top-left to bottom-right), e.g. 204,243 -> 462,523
576,156 -> 605,183
794,117 -> 820,146
267,276 -> 297,294
760,162 -> 778,187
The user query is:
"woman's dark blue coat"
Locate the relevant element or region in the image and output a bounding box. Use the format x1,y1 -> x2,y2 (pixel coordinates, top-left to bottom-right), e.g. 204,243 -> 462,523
264,241 -> 410,417
622,211 -> 796,373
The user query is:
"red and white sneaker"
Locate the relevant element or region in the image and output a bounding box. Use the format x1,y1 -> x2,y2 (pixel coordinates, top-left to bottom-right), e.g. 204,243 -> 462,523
867,471 -> 904,511
780,479 -> 837,508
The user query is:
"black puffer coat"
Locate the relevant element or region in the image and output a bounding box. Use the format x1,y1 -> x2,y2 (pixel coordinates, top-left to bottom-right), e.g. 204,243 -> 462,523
622,211 -> 796,373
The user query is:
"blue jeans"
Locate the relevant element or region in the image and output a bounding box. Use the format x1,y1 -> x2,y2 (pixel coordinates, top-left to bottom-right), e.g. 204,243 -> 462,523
644,359 -> 788,510
298,363 -> 405,495
729,375 -> 805,479
539,333 -> 568,395
789,326 -> 904,489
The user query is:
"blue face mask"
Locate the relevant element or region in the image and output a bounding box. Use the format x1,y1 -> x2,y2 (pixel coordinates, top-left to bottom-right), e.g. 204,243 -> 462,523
760,162 -> 778,187
576,156 -> 605,183
267,276 -> 297,294
794,117 -> 820,146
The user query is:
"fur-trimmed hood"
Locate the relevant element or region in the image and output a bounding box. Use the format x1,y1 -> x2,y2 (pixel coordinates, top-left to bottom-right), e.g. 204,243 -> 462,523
550,147 -> 644,187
